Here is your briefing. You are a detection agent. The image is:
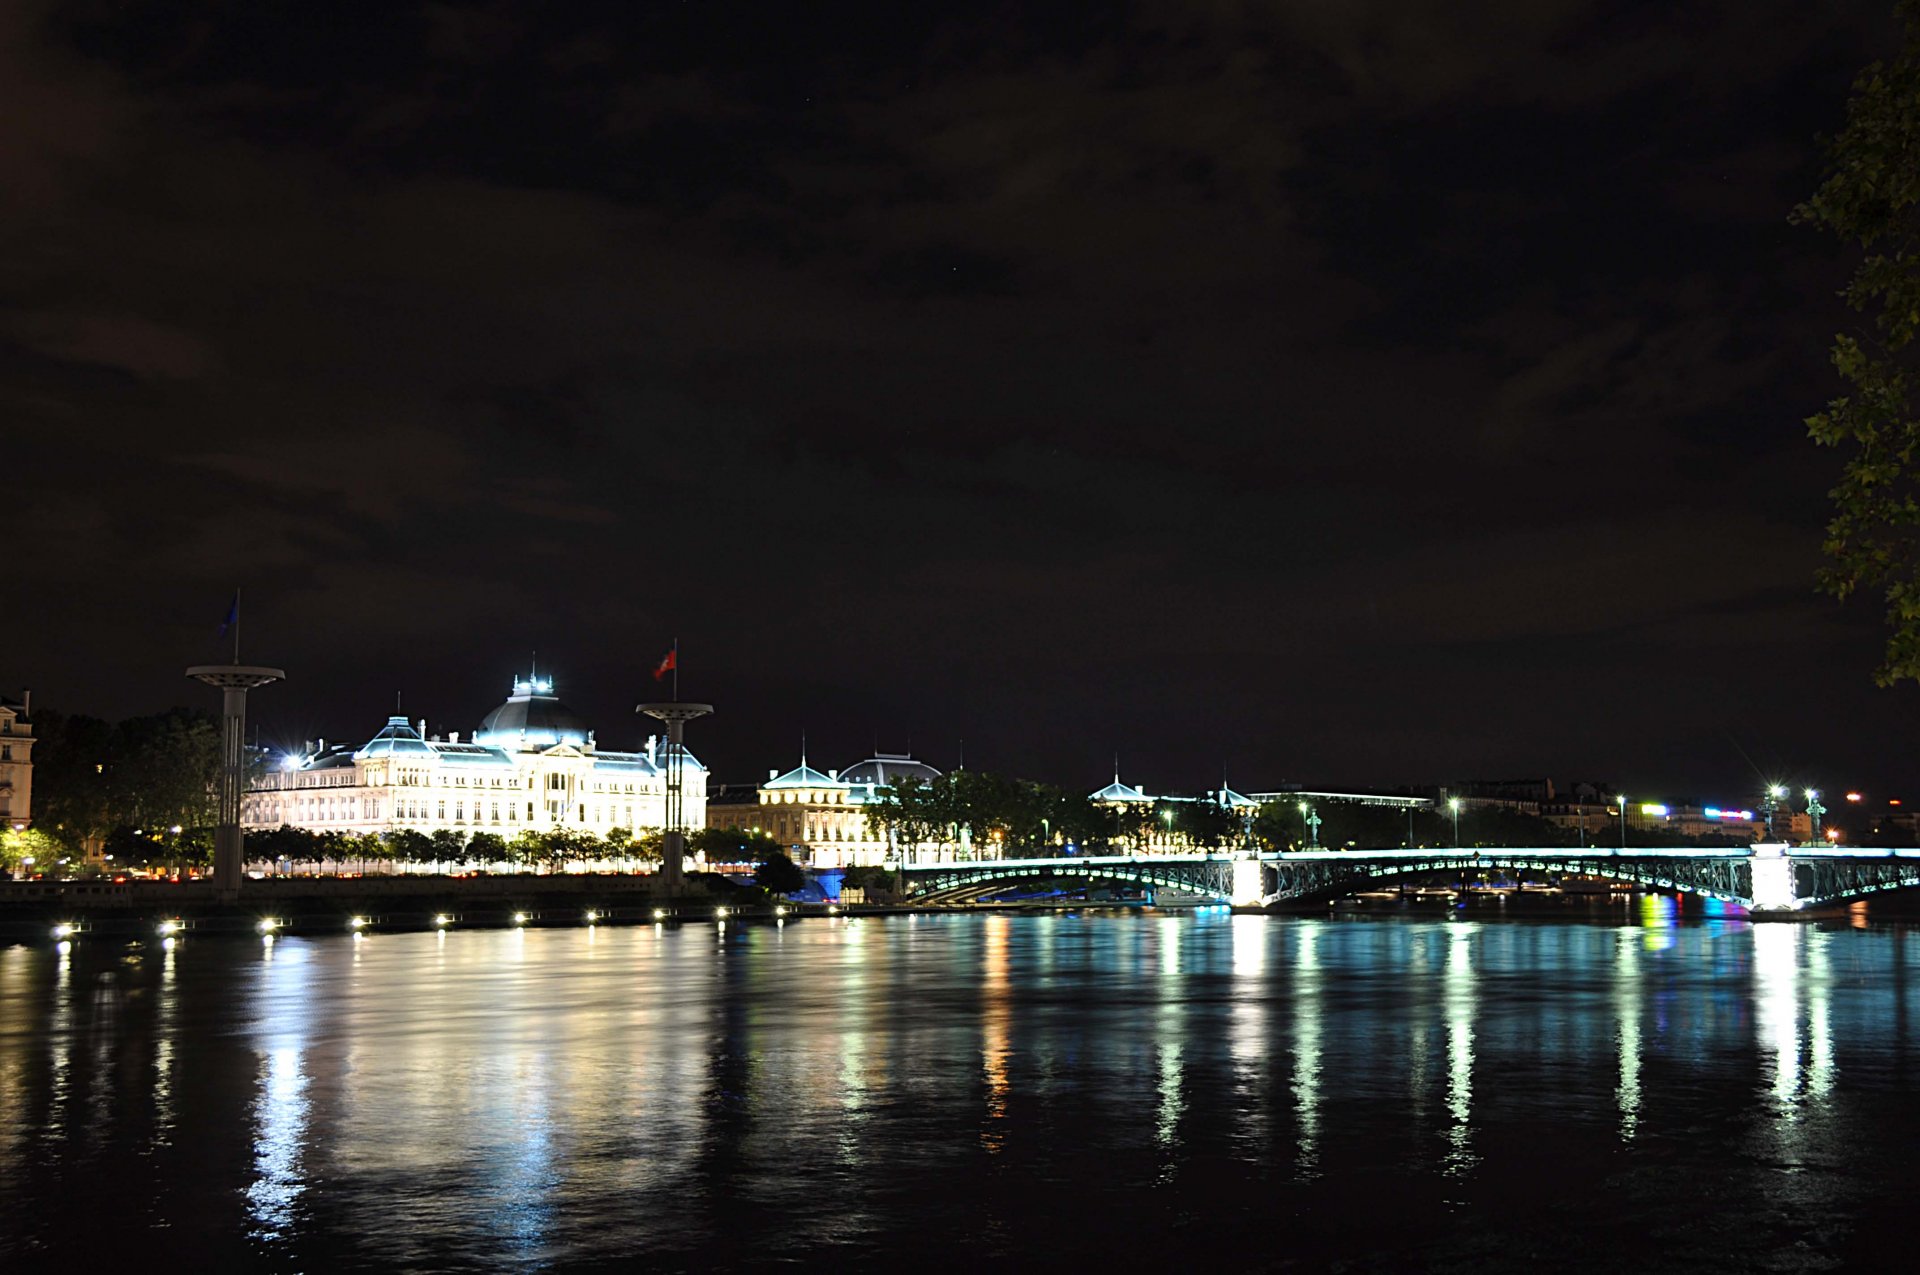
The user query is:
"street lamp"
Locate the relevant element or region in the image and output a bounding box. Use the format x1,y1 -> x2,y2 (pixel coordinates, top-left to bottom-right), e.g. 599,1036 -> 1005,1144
1617,794 -> 1628,848
1806,789 -> 1826,845
1298,801 -> 1321,848
1763,785 -> 1786,840
1447,797 -> 1462,847
1161,808 -> 1175,847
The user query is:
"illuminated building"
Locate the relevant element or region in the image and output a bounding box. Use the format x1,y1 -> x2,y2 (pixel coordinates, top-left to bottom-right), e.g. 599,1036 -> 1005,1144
0,692 -> 32,830
706,752 -> 943,868
242,674 -> 705,839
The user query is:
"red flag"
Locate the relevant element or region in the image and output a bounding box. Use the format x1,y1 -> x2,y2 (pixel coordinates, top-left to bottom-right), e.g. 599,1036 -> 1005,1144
652,648 -> 677,680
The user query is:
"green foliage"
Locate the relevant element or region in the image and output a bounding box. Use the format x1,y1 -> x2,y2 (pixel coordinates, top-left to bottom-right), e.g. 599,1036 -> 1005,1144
29,708 -> 220,853
753,850 -> 807,895
1796,4 -> 1920,683
0,827 -> 63,874
690,826 -> 783,861
863,770 -> 1139,856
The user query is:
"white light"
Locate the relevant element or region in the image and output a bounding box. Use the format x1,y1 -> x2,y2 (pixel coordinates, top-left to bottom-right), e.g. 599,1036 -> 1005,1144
774,905 -> 788,917
51,923 -> 73,940
652,908 -> 667,920
349,916 -> 367,929
257,918 -> 279,933
433,914 -> 450,927
584,910 -> 598,923
827,904 -> 840,915
714,907 -> 728,919
512,912 -> 528,925
157,919 -> 180,936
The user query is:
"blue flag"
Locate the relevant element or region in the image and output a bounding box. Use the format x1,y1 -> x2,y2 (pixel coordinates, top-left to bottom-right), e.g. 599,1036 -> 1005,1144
219,591 -> 239,636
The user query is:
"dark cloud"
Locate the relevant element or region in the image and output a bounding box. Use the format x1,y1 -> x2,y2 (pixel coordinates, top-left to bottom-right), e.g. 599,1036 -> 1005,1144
8,0 -> 1918,799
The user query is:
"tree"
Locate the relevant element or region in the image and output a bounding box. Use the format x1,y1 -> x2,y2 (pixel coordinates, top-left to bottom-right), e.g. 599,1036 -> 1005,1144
754,850 -> 807,895
1796,4 -> 1920,682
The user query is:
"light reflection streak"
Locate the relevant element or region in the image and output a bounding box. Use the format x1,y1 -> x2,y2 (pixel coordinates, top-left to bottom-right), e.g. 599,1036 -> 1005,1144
46,939 -> 73,1143
1153,915 -> 1185,1170
1290,924 -> 1322,1177
1614,930 -> 1642,1141
246,1046 -> 310,1239
980,915 -> 1011,1154
153,935 -> 178,1144
1442,924 -> 1475,1175
246,942 -> 314,1244
1754,924 -> 1802,1107
1227,916 -> 1270,1149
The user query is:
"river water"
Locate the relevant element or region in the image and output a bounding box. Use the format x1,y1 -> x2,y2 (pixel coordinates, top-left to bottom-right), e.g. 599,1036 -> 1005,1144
1,907 -> 1915,1271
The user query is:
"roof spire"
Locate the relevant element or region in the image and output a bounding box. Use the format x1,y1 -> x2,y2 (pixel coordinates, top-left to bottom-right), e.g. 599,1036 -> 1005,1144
801,730 -> 807,768
1114,752 -> 1121,784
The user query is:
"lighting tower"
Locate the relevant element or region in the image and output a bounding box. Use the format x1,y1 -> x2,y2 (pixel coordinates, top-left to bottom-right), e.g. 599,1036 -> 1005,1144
186,662 -> 284,897
638,700 -> 713,893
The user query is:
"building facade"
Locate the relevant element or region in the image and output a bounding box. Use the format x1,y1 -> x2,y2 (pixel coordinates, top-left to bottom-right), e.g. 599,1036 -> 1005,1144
706,752 -> 943,868
242,675 -> 706,841
1,693 -> 32,830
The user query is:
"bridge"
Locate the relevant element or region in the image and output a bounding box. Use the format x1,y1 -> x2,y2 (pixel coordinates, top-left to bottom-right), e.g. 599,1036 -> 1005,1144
896,844 -> 1920,912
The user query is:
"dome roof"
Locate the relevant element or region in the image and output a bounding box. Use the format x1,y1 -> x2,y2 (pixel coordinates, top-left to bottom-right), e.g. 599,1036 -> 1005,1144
474,676 -> 590,749
355,715 -> 436,759
838,754 -> 943,786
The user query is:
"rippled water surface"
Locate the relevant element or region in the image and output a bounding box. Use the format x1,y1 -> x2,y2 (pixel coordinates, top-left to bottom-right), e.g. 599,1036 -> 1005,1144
3,909 -> 1919,1271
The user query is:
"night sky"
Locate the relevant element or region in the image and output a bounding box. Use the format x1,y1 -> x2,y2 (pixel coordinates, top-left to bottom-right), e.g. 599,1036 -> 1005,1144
9,1 -> 1915,801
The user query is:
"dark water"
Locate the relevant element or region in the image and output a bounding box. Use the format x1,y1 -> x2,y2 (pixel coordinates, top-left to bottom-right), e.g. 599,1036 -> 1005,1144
2,906 -> 1916,1271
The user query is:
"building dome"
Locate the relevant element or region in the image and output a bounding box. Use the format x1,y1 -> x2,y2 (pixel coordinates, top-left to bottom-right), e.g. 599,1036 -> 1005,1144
474,675 -> 590,749
355,715 -> 436,759
838,754 -> 943,786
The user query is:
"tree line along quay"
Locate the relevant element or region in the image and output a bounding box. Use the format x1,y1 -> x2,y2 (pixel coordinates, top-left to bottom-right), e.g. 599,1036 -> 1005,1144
4,697 -> 1880,882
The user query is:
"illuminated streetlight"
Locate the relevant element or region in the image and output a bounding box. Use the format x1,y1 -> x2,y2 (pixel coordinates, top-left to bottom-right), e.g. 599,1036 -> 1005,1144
1763,785 -> 1787,840
1616,794 -> 1628,849
1447,797 -> 1463,847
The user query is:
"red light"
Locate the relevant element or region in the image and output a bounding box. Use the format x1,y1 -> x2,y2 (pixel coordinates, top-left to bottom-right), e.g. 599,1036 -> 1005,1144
1846,791 -> 1864,803
1893,800 -> 1905,807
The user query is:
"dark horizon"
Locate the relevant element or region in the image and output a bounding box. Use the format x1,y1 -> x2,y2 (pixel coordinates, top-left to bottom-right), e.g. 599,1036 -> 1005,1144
12,2 -> 1920,801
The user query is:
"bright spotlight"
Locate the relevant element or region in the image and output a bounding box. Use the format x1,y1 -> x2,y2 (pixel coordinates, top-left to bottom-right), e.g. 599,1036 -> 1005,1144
512,912 -> 528,925
51,923 -> 73,940
257,918 -> 279,933
433,914 -> 450,927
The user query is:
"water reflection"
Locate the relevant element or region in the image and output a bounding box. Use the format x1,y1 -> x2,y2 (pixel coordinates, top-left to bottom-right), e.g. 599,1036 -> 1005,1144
1442,924 -> 1476,1176
1614,930 -> 1642,1141
2,912 -> 1919,1271
1291,924 -> 1323,1177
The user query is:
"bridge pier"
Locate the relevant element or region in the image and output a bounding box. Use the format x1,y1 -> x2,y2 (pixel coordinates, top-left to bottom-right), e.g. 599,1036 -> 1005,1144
1230,854 -> 1265,907
1747,843 -> 1800,914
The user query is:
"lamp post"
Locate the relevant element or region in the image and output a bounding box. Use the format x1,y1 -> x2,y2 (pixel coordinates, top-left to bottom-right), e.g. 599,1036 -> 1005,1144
1298,801 -> 1321,849
1805,789 -> 1825,845
1617,794 -> 1628,848
1447,796 -> 1462,847
1161,807 -> 1175,848
1763,784 -> 1787,840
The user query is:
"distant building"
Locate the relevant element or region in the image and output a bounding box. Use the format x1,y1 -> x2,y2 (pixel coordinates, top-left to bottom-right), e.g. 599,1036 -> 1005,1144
706,752 -> 944,868
242,673 -> 706,841
0,692 -> 32,830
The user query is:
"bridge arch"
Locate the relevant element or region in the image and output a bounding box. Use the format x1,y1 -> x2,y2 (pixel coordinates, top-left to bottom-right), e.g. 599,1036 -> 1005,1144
1265,854 -> 1751,906
904,856 -> 1237,904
